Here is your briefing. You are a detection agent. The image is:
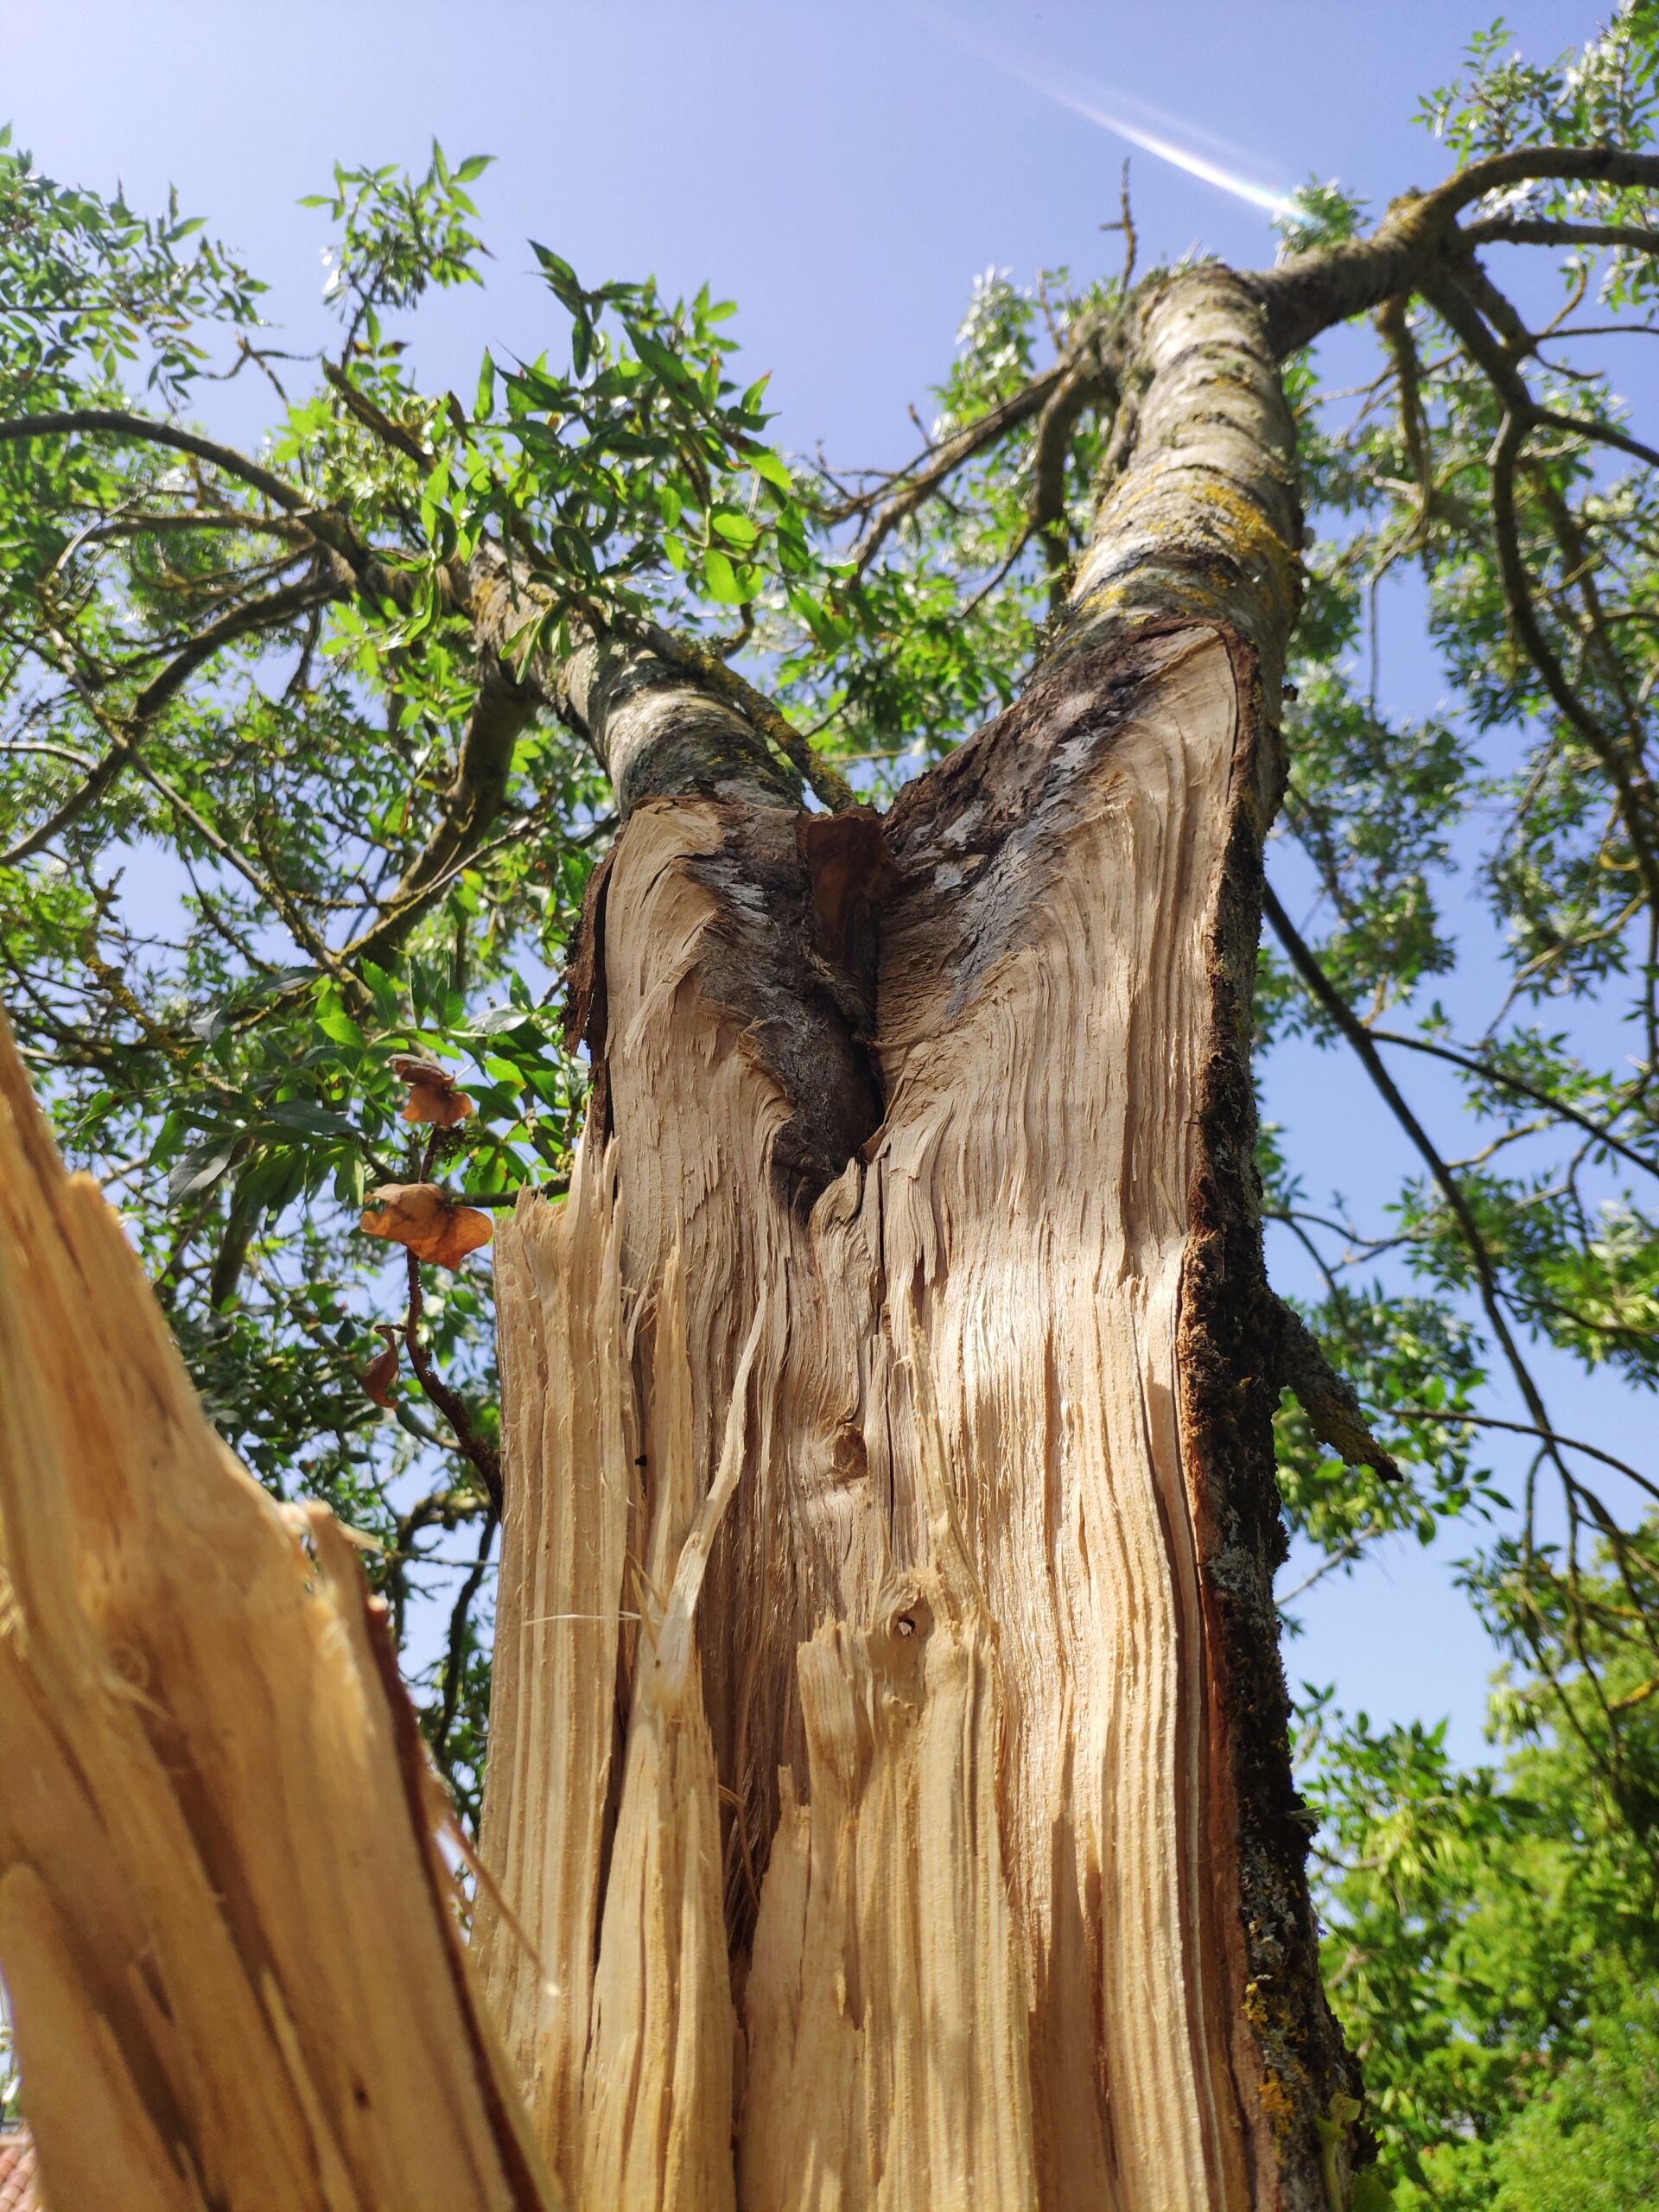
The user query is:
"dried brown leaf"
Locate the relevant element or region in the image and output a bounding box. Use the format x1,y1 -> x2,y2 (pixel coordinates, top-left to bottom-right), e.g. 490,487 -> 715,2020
359,1184 -> 493,1269
362,1323 -> 401,1408
391,1055 -> 475,1128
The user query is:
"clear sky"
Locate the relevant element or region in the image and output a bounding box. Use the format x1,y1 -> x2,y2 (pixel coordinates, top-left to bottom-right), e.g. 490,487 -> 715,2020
6,0 -> 1638,1765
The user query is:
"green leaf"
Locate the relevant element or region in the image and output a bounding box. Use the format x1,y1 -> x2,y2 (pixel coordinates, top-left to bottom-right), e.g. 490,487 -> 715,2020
467,1003 -> 541,1039
629,326 -> 694,391
702,547 -> 744,603
531,240 -> 584,314
316,1008 -> 367,1050
261,1101 -> 358,1137
749,446 -> 792,492
167,1138 -> 238,1205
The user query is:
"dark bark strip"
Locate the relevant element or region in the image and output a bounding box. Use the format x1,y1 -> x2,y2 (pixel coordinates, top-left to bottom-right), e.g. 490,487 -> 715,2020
1173,639 -> 1364,2209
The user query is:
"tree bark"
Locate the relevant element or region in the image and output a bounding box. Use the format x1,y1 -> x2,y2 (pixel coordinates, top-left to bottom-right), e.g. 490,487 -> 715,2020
475,267 -> 1359,2209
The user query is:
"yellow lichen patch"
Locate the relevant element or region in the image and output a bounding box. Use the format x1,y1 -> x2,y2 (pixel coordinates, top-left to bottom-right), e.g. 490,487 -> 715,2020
1257,2072 -> 1300,2137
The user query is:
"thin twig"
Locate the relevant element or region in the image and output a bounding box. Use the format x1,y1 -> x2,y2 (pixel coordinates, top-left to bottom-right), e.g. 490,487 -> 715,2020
403,1244 -> 504,1513
431,1504 -> 499,1760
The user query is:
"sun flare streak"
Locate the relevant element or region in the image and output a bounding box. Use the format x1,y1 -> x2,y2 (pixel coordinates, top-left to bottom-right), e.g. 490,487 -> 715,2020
1039,86 -> 1300,219
913,6 -> 1300,221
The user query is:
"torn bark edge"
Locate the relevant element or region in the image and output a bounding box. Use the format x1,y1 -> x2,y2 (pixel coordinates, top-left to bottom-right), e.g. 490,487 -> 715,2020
565,801 -> 892,1208
563,844 -> 618,1144
1272,1302 -> 1402,1485
1175,626 -> 1372,2209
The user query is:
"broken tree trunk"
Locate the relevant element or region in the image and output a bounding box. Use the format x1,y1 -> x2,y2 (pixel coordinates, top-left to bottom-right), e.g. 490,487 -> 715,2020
0,262 -> 1366,2211
0,1014 -> 558,2212
475,270 -> 1360,2209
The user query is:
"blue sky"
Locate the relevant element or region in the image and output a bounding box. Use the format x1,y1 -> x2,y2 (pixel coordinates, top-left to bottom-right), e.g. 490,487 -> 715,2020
8,0 -> 1644,1763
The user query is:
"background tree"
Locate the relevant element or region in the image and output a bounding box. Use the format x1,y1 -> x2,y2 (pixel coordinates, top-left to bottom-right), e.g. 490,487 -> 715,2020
3,10 -> 1659,2206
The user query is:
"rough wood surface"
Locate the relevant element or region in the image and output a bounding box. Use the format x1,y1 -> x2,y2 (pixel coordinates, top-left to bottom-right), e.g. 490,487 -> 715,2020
480,626 -> 1348,2208
0,1012 -> 557,2212
740,1319 -> 1039,2212
473,1141 -> 636,2180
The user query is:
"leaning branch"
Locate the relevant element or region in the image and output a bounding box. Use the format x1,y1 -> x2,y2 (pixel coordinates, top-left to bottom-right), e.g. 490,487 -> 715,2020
1397,1407 -> 1659,1504
404,1247 -> 503,1515
848,359 -> 1078,572
1366,1025 -> 1659,1184
1274,1299 -> 1402,1481
0,408 -> 308,513
1462,215 -> 1659,255
1262,884 -> 1569,1468
321,363 -> 431,467
629,616 -> 856,811
3,575 -> 339,867
1419,264 -> 1659,914
1255,144 -> 1659,356
1031,356 -> 1114,600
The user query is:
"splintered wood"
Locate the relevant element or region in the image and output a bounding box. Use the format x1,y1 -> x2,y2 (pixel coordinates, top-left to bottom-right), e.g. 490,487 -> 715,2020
0,1014 -> 557,2212
0,625 -> 1300,2209
740,1319 -> 1039,2212
480,629 -> 1293,2208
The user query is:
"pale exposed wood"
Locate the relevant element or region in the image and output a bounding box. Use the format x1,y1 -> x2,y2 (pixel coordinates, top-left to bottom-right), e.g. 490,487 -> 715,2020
581,1264 -> 760,2212
476,1179 -> 766,2212
473,1140 -> 636,2187
740,1319 -> 1039,2212
868,629 -> 1253,2210
480,628 -> 1318,2207
0,1012 -> 557,2212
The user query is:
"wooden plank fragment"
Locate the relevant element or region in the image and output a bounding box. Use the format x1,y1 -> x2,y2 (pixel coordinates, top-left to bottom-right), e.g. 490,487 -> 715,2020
0,1010 -> 557,2212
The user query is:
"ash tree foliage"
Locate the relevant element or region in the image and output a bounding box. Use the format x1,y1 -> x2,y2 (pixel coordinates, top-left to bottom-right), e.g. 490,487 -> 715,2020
3,9 -> 1659,2194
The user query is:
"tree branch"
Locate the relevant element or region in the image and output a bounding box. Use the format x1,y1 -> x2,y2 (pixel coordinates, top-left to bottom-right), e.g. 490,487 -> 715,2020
1366,1026 -> 1659,1183
629,616 -> 855,811
403,1246 -> 503,1514
430,1504 -> 499,1764
1376,293 -> 1435,537
848,360 -> 1077,573
1397,1407 -> 1659,1505
1418,264 -> 1659,913
1462,215 -> 1659,255
1031,355 -> 1113,603
1274,1298 -> 1402,1481
1255,145 -> 1659,355
321,363 -> 431,467
1262,882 -> 1571,1473
2,575 -> 340,866
0,409 -> 308,513
1535,405 -> 1659,474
